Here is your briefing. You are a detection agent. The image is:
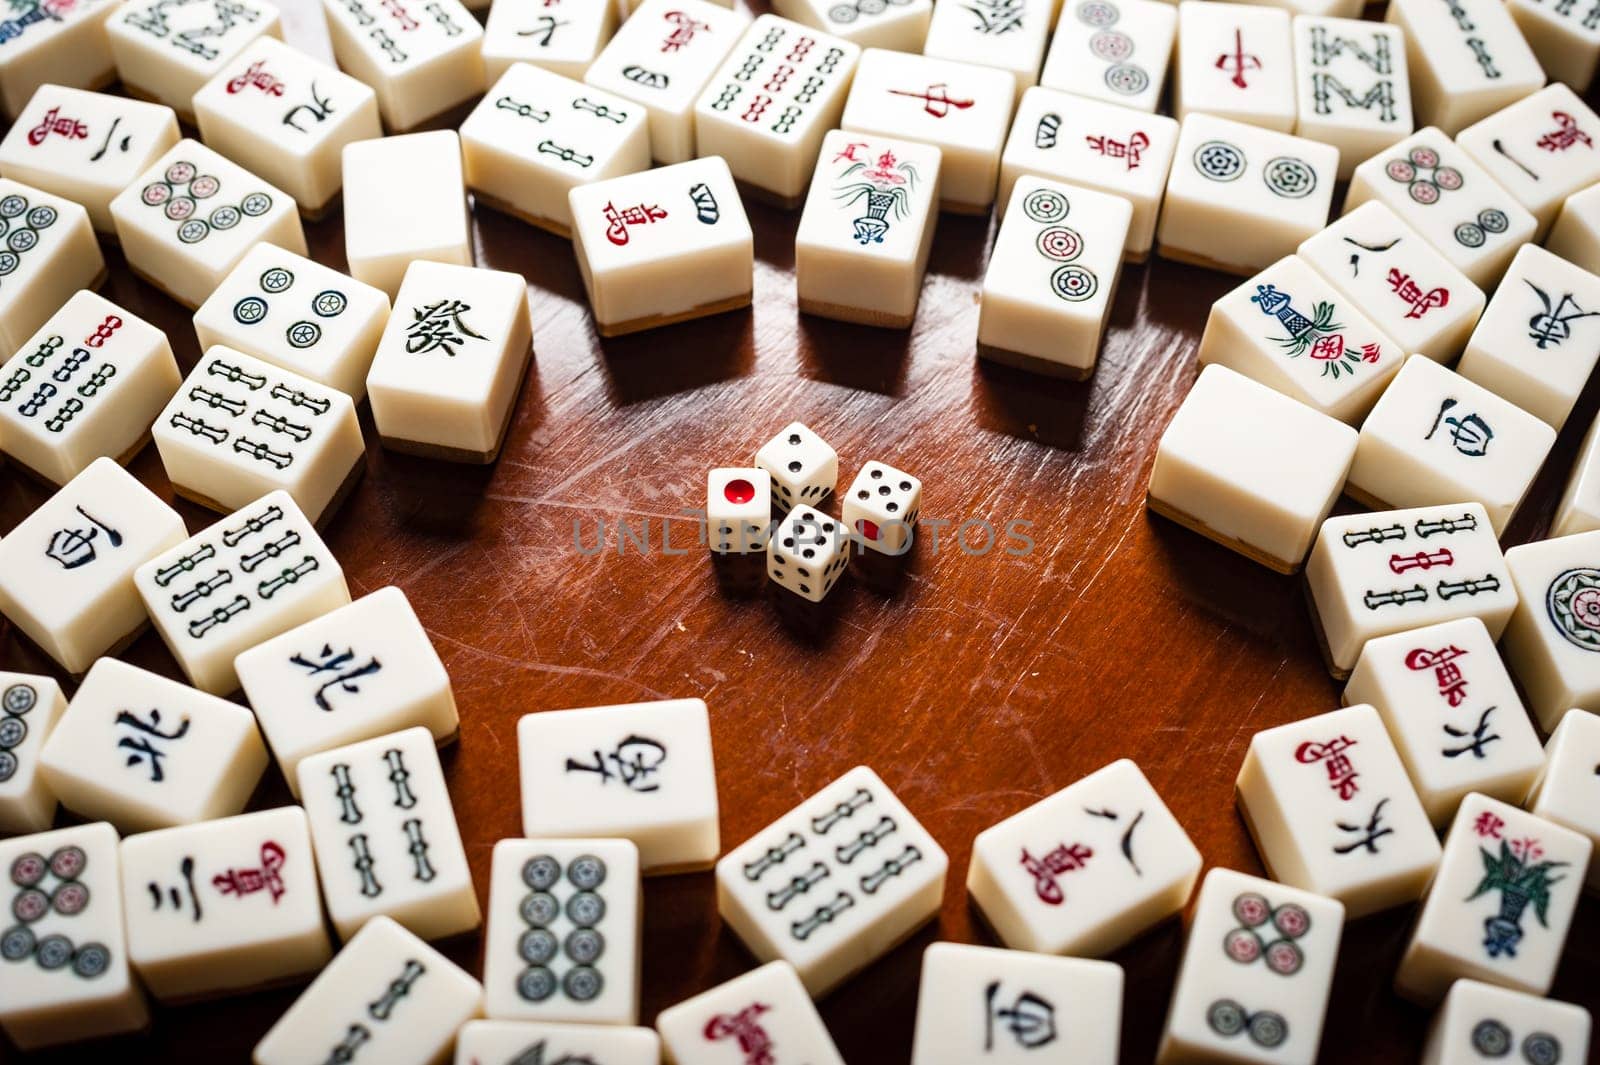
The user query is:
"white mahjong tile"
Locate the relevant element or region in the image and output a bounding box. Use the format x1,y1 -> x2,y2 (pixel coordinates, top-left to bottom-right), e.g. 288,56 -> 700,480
695,16 -> 861,207
483,0 -> 618,84
840,459 -> 921,554
771,0 -> 929,53
1547,182 -> 1600,276
568,156 -> 753,336
1385,0 -> 1543,135
1343,128 -> 1538,290
1147,364 -> 1357,573
966,759 -> 1200,958
0,823 -> 147,1051
1508,0 -> 1600,90
321,0 -> 484,132
0,178 -> 103,357
299,727 -> 479,942
482,837 -> 640,1024
656,960 -> 845,1065
708,466 -> 771,554
1305,503 -> 1517,678
1040,0 -> 1175,114
715,765 -> 948,997
1198,255 -> 1405,424
192,37 -> 381,218
911,943 -> 1121,1065
1554,418 -> 1600,538
342,130 -> 472,299
1458,86 -> 1600,240
517,698 -> 719,875
1347,355 -> 1556,535
462,64 -> 649,238
455,1019 -> 661,1065
998,88 -> 1176,262
0,0 -> 119,120
1157,868 -> 1344,1065
1397,794 -> 1590,1003
1173,1 -> 1294,133
1502,531 -> 1600,731
0,291 -> 180,485
0,86 -> 177,233
1527,709 -> 1600,891
753,419 -> 837,511
0,673 -> 65,834
584,0 -> 749,165
795,130 -> 940,329
839,48 -> 1015,213
1422,979 -> 1592,1065
1291,16 -> 1411,181
1296,201 -> 1484,363
236,586 -> 459,796
254,915 -> 483,1065
0,458 -> 184,673
1156,113 -> 1337,276
133,490 -> 351,695
107,0 -> 281,121
767,503 -> 849,602
366,260 -> 533,462
921,0 -> 1051,98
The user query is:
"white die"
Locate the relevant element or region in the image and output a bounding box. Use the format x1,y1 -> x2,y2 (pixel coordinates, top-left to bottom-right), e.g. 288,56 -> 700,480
1296,201 -> 1484,363
911,943 -> 1122,1065
0,86 -> 177,234
999,88 -> 1177,262
568,155 -> 753,337
715,765 -> 948,996
253,914 -> 484,1065
840,48 -> 1015,214
768,503 -> 848,602
462,64 -> 650,238
107,0 -> 281,121
1157,868 -> 1343,1065
1344,618 -> 1544,828
39,657 -> 266,833
0,458 -> 184,673
1547,182 -> 1600,276
0,823 -> 147,1051
1157,113 -> 1337,276
965,758 -> 1201,957
517,698 -> 720,874
0,673 -> 66,835
1397,794 -> 1590,1003
1040,0 -> 1175,115
134,490 -> 350,695
1292,16 -> 1411,182
1198,255 -> 1405,424
299,727 -> 479,942
342,130 -> 472,299
1174,1 -> 1294,133
321,0 -> 484,132
1527,709 -> 1600,892
1147,364 -> 1357,573
1458,86 -> 1600,240
796,130 -> 940,329
920,0 -> 1051,98
483,0 -> 618,84
366,260 -> 533,463
695,16 -> 861,208
1305,503 -> 1516,678
235,586 -> 459,797
119,806 -> 330,1001
754,420 -> 837,510
1422,980 -> 1592,1065
657,960 -> 845,1065
1343,128 -> 1538,290
482,837 -> 640,1024
584,0 -> 749,165
1385,0 -> 1543,136
1502,530 -> 1600,731
707,467 -> 772,554
109,139 -> 306,310
771,0 -> 929,53
1553,418 -> 1600,538
840,459 -> 922,555
1508,0 -> 1600,89
455,1020 -> 662,1065
0,0 -> 118,120
192,37 -> 381,218
0,179 -> 103,357
0,291 -> 180,486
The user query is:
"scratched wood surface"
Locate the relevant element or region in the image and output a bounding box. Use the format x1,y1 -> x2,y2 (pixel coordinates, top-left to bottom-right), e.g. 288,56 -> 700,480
4,3 -> 1600,1062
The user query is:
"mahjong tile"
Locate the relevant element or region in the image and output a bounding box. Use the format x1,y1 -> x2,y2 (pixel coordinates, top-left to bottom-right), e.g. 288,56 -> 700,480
1422,979 -> 1592,1065
0,0 -> 119,120
192,36 -> 381,218
920,0 -> 1051,98
482,837 -> 640,1024
133,490 -> 351,695
1502,530 -> 1600,731
655,960 -> 845,1065
0,86 -> 177,234
321,0 -> 484,132
770,0 -> 929,53
1292,15 -> 1412,181
365,260 -> 533,463
482,0 -> 618,84
1397,794 -> 1590,1003
0,458 -> 184,673
1553,418 -> 1600,538
342,130 -> 472,299
1527,709 -> 1600,891
966,759 -> 1201,957
454,1019 -> 662,1065
998,87 -> 1177,262
1347,355 -> 1556,535
754,420 -> 837,511
0,178 -> 103,357
1508,0 -> 1600,89
1458,86 -> 1600,240
107,0 -> 281,122
795,130 -> 940,329
708,467 -> 772,554
1385,0 -> 1543,135
461,63 -> 650,238
839,48 -> 1015,214
1039,0 -> 1176,115
1174,1 -> 1295,133
1547,183 -> 1600,276
767,503 -> 849,602
715,765 -> 948,997
0,823 -> 147,1051
0,672 -> 66,835
253,914 -> 484,1065
1305,503 -> 1517,679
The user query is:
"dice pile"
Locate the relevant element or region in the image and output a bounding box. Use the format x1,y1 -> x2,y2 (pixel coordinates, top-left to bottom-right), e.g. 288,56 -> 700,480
0,0 -> 1596,1057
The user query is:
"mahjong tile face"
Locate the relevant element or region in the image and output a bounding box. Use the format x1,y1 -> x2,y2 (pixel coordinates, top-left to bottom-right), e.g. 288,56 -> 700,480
482,0 -> 617,83
0,0 -> 118,120
0,674 -> 65,835
1385,0 -> 1543,134
108,0 -> 281,118
455,1020 -> 662,1065
320,0 -> 484,132
1458,86 -> 1600,238
1292,16 -> 1411,182
0,178 -> 103,356
655,960 -> 846,1065
771,0 -> 929,53
1507,0 -> 1600,89
1527,710 -> 1600,892
1422,980 -> 1592,1065
920,0 -> 1051,97
1174,1 -> 1295,132
1039,0 -> 1175,114
1502,530 -> 1600,731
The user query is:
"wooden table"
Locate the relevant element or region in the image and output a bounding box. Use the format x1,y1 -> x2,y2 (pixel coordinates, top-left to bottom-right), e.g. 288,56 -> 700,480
6,4 -> 1600,1061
